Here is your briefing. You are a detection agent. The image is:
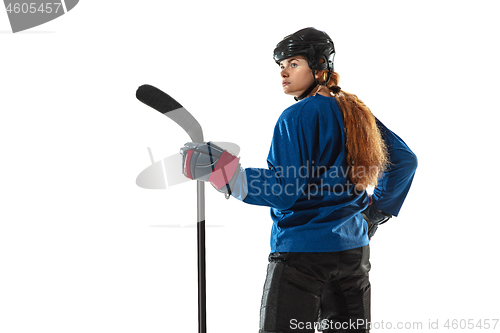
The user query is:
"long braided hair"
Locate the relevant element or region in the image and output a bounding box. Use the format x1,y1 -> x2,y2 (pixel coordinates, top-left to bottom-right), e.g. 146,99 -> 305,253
319,71 -> 389,190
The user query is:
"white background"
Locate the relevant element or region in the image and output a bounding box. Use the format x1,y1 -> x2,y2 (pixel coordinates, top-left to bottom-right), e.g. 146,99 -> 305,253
1,1 -> 499,332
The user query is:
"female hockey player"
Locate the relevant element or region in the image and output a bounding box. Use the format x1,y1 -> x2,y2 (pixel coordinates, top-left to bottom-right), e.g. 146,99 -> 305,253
181,27 -> 418,333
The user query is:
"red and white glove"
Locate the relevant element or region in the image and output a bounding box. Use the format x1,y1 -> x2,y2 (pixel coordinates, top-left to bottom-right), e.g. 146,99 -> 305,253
180,142 -> 240,198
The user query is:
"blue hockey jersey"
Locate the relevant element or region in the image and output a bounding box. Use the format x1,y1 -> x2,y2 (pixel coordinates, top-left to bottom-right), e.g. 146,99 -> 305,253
234,94 -> 417,252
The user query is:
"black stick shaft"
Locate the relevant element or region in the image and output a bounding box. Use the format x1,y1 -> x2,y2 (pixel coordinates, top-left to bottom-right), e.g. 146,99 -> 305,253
197,181 -> 206,333
198,220 -> 206,333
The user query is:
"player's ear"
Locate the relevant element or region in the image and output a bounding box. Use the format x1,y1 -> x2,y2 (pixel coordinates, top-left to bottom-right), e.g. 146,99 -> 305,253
315,70 -> 326,80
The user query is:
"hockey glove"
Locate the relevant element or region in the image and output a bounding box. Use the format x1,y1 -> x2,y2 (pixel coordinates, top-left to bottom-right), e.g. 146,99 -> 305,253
362,200 -> 392,240
180,142 -> 240,199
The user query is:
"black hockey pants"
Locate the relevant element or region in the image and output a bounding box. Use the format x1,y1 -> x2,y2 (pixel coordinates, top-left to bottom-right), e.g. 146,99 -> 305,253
259,245 -> 371,333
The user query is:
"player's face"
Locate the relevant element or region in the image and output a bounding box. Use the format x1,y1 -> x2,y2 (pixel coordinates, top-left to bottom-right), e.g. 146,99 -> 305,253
280,56 -> 315,98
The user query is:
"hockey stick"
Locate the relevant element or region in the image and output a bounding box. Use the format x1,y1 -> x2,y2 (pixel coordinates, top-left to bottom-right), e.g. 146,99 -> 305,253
136,84 -> 207,333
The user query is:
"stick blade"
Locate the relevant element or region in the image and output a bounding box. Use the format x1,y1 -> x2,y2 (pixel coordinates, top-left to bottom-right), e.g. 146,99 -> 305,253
136,84 -> 183,114
136,84 -> 204,143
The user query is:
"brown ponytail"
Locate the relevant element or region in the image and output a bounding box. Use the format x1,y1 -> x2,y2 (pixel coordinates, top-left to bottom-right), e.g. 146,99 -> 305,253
319,71 -> 389,190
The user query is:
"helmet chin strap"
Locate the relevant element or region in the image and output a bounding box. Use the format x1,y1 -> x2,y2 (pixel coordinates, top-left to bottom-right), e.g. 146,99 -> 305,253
294,69 -> 332,101
294,81 -> 318,101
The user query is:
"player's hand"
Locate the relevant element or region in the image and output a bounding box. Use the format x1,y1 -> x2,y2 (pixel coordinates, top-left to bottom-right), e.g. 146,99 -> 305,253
362,199 -> 392,240
180,142 -> 240,197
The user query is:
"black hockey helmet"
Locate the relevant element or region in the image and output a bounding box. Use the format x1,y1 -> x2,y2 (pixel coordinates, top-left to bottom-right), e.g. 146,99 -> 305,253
273,27 -> 336,100
274,27 -> 335,73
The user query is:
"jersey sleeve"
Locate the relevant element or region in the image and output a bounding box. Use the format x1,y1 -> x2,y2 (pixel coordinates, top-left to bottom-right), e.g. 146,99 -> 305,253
371,118 -> 418,216
239,105 -> 318,210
